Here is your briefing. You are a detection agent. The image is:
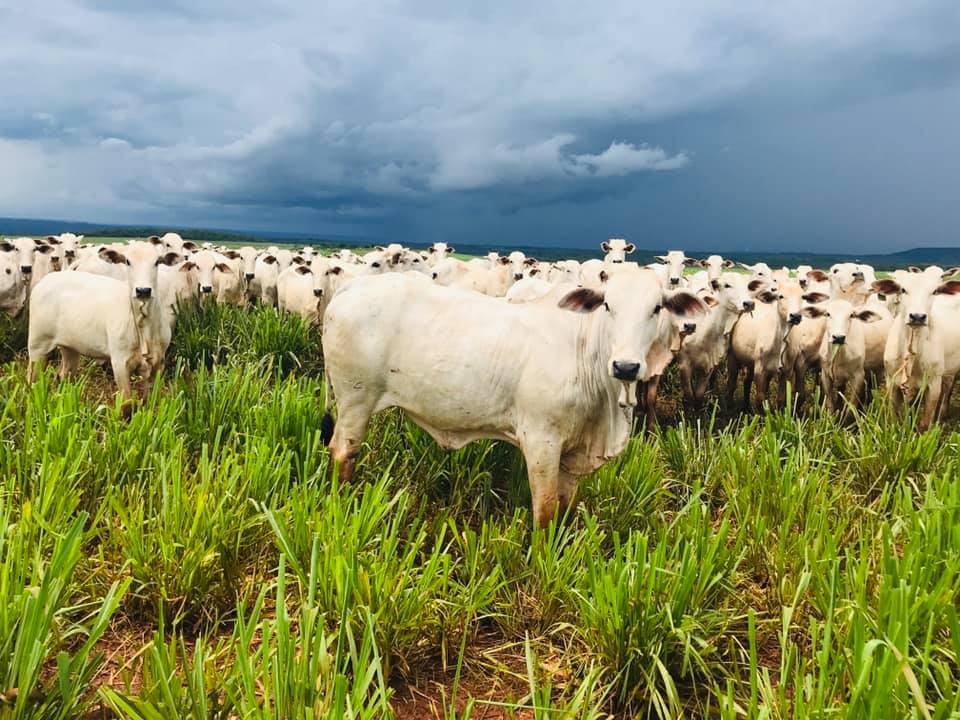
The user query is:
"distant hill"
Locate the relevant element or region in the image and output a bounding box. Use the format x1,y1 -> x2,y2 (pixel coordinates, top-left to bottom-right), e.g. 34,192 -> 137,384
1,216 -> 958,270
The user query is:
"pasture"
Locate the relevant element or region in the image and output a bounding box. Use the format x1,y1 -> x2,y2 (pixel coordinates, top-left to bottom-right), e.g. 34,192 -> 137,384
0,297 -> 958,719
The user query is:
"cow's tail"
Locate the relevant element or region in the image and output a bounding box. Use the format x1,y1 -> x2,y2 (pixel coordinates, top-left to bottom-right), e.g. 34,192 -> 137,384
320,368 -> 335,446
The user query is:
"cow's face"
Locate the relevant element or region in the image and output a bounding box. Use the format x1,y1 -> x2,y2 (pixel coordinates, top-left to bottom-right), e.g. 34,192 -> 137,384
802,299 -> 879,346
829,263 -> 868,294
0,237 -> 44,275
558,269 -> 704,383
654,250 -> 693,286
361,250 -> 387,274
238,247 -> 259,279
99,241 -> 180,300
713,273 -> 757,314
184,250 -> 232,295
703,255 -> 733,286
0,253 -> 23,306
872,271 -> 960,327
739,262 -> 772,286
601,238 -> 635,264
57,233 -> 83,262
429,242 -> 453,261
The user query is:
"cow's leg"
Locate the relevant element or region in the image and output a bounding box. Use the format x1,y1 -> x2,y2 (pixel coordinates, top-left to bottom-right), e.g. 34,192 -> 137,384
523,443 -> 561,529
777,362 -> 790,407
919,376 -> 942,432
329,401 -> 375,483
58,347 -> 80,380
888,377 -> 904,417
726,355 -> 741,408
742,364 -> 755,411
754,367 -> 771,410
939,374 -> 956,421
848,373 -> 866,413
821,372 -> 835,413
111,355 -> 136,419
644,375 -> 660,427
557,467 -> 579,523
694,365 -> 712,404
679,363 -> 694,405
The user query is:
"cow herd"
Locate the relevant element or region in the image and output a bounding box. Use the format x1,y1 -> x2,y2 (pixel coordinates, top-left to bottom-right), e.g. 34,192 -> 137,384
4,232 -> 959,525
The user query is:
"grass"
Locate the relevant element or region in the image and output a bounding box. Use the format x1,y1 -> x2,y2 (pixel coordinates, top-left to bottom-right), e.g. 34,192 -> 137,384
0,301 -> 957,718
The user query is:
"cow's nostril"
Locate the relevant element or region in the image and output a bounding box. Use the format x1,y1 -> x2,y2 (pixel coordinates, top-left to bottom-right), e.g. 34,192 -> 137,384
683,322 -> 697,335
201,285 -> 213,294
313,289 -> 322,297
245,273 -> 255,281
20,266 -> 31,274
832,335 -> 846,345
669,277 -> 680,285
788,313 -> 802,325
742,300 -> 755,311
135,287 -> 152,299
514,273 -> 523,281
612,361 -> 641,381
909,313 -> 927,325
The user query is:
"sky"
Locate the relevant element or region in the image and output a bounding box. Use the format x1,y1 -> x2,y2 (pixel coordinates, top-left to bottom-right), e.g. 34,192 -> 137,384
1,1 -> 959,253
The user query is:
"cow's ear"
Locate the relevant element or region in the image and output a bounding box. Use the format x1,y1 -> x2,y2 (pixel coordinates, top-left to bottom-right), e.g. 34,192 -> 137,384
295,265 -> 312,275
558,287 -> 605,313
941,267 -> 960,279
214,262 -> 231,273
524,257 -> 537,266
99,249 -> 127,264
292,256 -> 306,265
662,291 -> 704,316
624,243 -> 635,253
701,294 -> 719,308
263,255 -> 277,264
180,261 -> 197,272
45,235 -> 60,244
326,266 -> 343,276
801,306 -> 827,318
599,270 -> 609,283
529,268 -> 539,276
374,245 -> 385,251
156,252 -> 181,266
757,291 -> 779,304
448,245 -> 455,253
698,259 -> 709,268
35,244 -> 54,254
872,279 -> 902,295
747,279 -> 766,292
933,280 -> 960,296
801,292 -> 829,304
0,242 -> 15,252
738,262 -> 753,271
908,266 -> 923,274
654,255 -> 668,264
854,310 -> 881,322
498,256 -> 510,265
807,269 -> 829,282
722,259 -> 735,268
182,241 -> 198,251
426,246 -> 434,253
600,241 -> 611,252
223,250 -> 241,259
76,235 -> 84,241
683,257 -> 699,267
148,235 -> 163,245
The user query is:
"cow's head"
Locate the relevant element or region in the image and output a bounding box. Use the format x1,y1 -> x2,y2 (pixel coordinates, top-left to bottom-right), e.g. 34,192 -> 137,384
98,241 -> 180,300
872,271 -> 960,328
802,299 -> 880,346
0,237 -> 46,276
0,252 -> 25,317
739,262 -> 773,286
55,233 -> 83,262
557,269 -> 704,383
654,250 -> 693,286
701,255 -> 734,288
601,238 -> 635,264
238,246 -> 259,279
709,272 -> 761,314
184,250 -> 233,295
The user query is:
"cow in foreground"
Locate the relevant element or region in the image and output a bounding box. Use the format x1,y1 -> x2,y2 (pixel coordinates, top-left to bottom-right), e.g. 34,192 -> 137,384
27,241 -> 181,410
320,269 -> 703,527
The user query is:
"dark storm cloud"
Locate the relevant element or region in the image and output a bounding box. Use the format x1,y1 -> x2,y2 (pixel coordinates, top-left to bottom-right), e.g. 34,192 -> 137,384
1,1 -> 959,251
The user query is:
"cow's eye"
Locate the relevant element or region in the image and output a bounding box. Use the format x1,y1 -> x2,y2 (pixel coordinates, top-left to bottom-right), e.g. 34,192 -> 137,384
833,269 -> 838,274
603,302 -> 611,312
4,269 -> 9,275
125,259 -> 132,266
725,283 -> 732,289
372,262 -> 380,268
653,304 -> 662,315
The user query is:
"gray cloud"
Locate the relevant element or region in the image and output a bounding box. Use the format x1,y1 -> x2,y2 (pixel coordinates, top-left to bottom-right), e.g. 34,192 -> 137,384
1,1 -> 959,250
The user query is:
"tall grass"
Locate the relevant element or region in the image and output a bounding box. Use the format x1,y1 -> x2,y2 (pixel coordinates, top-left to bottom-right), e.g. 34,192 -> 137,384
0,299 -> 957,718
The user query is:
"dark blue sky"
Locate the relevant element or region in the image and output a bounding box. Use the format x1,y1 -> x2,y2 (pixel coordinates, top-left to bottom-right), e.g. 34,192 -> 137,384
2,1 -> 959,252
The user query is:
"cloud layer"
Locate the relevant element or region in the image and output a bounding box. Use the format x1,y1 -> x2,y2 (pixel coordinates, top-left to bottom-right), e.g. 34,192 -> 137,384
1,1 -> 959,250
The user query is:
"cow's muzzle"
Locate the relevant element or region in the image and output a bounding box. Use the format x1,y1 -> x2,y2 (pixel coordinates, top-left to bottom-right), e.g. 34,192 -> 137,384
612,361 -> 641,381
135,287 -> 152,299
831,335 -> 846,345
245,272 -> 255,281
200,285 -> 213,294
313,289 -> 322,297
20,266 -> 31,274
788,313 -> 802,325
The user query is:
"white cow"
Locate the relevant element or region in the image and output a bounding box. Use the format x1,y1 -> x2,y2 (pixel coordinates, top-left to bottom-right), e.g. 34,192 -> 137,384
727,281 -> 789,409
55,233 -> 84,264
677,273 -> 756,404
739,262 -> 774,286
321,268 -> 703,527
601,238 -> 635,264
548,260 -> 581,285
31,237 -> 65,289
27,242 -> 181,408
277,264 -> 321,322
801,299 -> 882,414
652,250 -> 695,287
0,236 -> 56,282
184,251 -> 242,304
506,278 -> 553,303
873,270 -> 960,430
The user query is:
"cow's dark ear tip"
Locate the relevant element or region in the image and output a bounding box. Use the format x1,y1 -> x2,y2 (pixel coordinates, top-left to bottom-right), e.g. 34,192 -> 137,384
558,287 -> 605,313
